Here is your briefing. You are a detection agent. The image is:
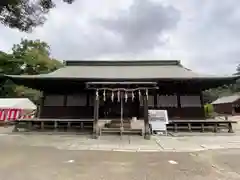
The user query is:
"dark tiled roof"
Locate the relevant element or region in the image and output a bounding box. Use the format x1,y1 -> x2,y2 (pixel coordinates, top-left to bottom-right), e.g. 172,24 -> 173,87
5,60 -> 239,80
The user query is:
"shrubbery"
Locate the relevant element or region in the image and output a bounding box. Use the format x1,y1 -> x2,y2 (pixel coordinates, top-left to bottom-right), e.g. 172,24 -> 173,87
204,103 -> 215,118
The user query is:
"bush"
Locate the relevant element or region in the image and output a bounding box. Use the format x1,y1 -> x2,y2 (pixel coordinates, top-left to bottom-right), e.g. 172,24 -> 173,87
204,103 -> 214,118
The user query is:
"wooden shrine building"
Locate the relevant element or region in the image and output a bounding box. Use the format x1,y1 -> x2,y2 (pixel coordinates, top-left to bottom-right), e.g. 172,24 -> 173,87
212,94 -> 240,115
6,60 -> 239,138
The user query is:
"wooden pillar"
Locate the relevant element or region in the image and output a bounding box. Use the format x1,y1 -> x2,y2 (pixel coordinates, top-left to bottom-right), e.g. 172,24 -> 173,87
143,94 -> 150,139
37,92 -> 45,118
177,92 -> 181,118
232,105 -> 235,116
176,82 -> 182,119
63,94 -> 67,107
199,91 -> 204,107
154,90 -> 158,108
86,91 -> 90,106
199,91 -> 205,118
93,91 -> 99,139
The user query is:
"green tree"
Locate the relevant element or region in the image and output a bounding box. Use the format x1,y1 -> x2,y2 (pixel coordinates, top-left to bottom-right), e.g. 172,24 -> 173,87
0,51 -> 22,74
12,38 -> 63,75
0,38 -> 63,101
0,51 -> 22,97
0,0 -> 75,32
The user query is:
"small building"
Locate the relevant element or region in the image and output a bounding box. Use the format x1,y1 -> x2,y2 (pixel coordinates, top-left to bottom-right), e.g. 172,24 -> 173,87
211,95 -> 240,115
5,60 -> 239,138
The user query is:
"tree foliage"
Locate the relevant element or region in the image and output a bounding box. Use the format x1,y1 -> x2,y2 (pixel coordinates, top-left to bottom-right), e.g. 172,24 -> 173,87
0,0 -> 75,32
0,51 -> 21,74
0,38 -> 63,102
12,39 -> 63,74
0,51 -> 22,97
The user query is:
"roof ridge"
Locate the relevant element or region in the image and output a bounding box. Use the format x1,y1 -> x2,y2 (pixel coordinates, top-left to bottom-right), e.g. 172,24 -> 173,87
65,60 -> 181,66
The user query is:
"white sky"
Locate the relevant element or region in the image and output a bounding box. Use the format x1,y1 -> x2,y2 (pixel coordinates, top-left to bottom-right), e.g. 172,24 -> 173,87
0,0 -> 239,75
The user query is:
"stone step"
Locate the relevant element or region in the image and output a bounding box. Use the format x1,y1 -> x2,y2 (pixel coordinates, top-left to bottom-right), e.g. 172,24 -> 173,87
107,119 -> 131,128
108,124 -> 131,128
100,128 -> 143,135
111,119 -> 130,123
102,128 -> 141,131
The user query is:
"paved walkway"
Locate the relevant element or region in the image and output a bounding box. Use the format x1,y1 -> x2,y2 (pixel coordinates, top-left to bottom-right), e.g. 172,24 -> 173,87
154,134 -> 240,152
1,129 -> 240,152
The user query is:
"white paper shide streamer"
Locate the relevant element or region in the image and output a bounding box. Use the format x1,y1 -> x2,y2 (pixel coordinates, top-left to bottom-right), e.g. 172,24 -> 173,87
118,90 -> 120,102
146,89 -> 148,100
96,89 -> 99,100
111,91 -> 114,102
138,90 -> 141,101
125,91 -> 128,102
103,89 -> 106,101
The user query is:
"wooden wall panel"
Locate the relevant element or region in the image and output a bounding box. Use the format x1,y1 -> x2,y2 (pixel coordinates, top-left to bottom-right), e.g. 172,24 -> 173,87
213,103 -> 233,115
40,106 -> 94,119
40,89 -> 205,120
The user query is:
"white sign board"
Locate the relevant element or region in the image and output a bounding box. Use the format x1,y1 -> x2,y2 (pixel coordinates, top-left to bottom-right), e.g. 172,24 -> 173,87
148,110 -> 169,131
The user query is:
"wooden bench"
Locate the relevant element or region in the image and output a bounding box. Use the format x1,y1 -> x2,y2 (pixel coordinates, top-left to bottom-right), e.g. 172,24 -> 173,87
167,120 -> 237,133
13,118 -> 94,132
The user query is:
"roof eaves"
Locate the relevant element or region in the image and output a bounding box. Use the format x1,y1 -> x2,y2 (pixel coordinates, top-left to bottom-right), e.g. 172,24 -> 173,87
4,75 -> 239,81
65,60 -> 181,66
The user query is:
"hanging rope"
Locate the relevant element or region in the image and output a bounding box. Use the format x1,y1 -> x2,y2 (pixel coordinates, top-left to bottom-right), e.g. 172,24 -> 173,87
91,87 -> 155,92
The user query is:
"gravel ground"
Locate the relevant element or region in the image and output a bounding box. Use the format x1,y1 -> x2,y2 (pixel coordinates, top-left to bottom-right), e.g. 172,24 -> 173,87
0,140 -> 240,180
0,124 -> 240,180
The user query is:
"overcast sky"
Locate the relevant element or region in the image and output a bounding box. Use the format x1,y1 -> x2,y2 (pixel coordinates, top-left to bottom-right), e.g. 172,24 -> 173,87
0,0 -> 239,75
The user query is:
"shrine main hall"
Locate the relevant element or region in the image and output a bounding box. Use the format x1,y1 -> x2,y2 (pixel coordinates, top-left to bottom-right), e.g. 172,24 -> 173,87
6,60 -> 239,138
